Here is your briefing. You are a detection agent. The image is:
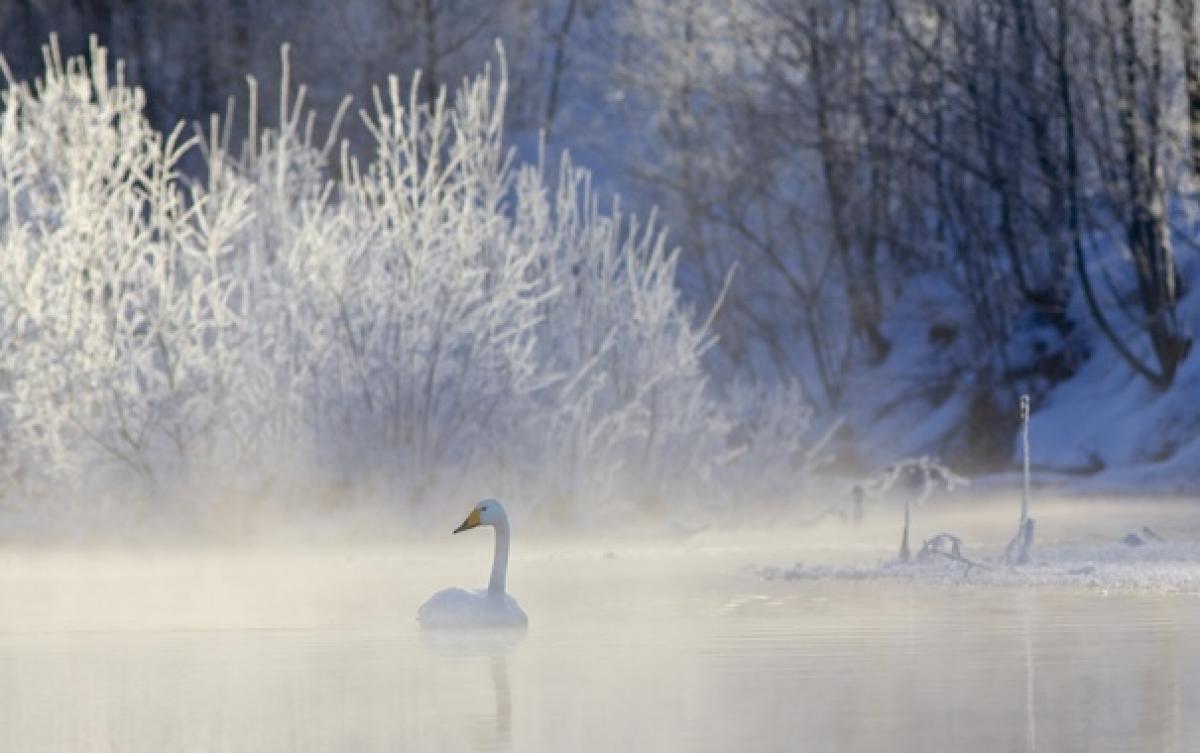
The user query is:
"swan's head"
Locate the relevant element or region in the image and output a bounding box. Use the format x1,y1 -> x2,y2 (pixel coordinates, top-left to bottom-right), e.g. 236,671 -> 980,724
453,498 -> 507,534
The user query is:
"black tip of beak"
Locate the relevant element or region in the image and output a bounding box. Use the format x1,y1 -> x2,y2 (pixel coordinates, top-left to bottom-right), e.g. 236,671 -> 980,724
453,522 -> 468,534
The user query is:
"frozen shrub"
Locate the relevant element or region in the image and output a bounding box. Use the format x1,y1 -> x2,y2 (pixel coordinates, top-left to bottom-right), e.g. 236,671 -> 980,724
0,38 -> 789,518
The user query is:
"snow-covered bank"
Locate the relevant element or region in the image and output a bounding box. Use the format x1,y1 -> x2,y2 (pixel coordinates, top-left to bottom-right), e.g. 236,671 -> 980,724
751,540 -> 1200,594
1030,279 -> 1200,493
838,246 -> 1198,492
746,489 -> 1200,593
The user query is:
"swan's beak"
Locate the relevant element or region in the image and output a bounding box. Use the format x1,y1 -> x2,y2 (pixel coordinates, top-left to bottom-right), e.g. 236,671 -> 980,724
453,508 -> 482,534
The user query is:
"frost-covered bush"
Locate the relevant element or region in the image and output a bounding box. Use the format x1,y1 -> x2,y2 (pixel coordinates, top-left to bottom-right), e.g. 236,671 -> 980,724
0,38 -> 751,515
0,40 -> 251,491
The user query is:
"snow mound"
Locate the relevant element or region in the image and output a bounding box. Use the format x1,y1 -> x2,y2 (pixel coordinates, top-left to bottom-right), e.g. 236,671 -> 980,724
752,541 -> 1200,594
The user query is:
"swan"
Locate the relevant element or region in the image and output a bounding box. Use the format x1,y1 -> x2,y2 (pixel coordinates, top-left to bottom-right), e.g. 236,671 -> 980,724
417,498 -> 528,629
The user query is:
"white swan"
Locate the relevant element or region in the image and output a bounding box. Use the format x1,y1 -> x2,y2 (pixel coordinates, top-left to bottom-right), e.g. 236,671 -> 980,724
418,498 -> 528,629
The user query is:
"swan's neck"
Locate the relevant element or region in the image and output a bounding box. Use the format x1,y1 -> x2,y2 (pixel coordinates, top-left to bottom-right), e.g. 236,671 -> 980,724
488,519 -> 510,599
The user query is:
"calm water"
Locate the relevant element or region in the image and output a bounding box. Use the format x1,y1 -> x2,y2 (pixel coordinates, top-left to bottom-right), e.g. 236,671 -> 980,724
0,536 -> 1197,752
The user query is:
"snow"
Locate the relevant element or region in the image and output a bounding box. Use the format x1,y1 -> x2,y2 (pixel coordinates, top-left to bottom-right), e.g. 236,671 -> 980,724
752,540 -> 1200,594
1030,282 -> 1200,492
834,237 -> 1200,494
750,489 -> 1200,595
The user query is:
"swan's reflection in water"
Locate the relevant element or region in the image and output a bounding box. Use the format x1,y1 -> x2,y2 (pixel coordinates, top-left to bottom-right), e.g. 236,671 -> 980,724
421,628 -> 524,751
491,654 -> 512,742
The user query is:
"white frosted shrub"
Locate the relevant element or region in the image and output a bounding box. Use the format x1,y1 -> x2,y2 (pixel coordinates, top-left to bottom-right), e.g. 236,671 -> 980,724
0,40 -> 252,491
0,38 -> 813,517
511,160 -> 729,512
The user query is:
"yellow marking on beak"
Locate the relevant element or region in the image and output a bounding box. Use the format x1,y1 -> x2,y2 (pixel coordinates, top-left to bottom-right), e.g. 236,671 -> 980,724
453,508 -> 482,534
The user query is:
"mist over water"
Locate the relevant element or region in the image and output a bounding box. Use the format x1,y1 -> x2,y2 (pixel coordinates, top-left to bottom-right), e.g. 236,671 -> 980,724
2,495 -> 1198,752
0,8 -> 1197,752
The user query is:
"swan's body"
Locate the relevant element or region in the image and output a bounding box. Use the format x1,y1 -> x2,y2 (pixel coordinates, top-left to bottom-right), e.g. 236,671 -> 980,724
417,588 -> 527,628
418,499 -> 528,629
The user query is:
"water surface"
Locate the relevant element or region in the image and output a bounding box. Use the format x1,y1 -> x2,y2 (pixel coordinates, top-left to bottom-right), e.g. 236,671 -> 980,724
0,536 -> 1196,752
